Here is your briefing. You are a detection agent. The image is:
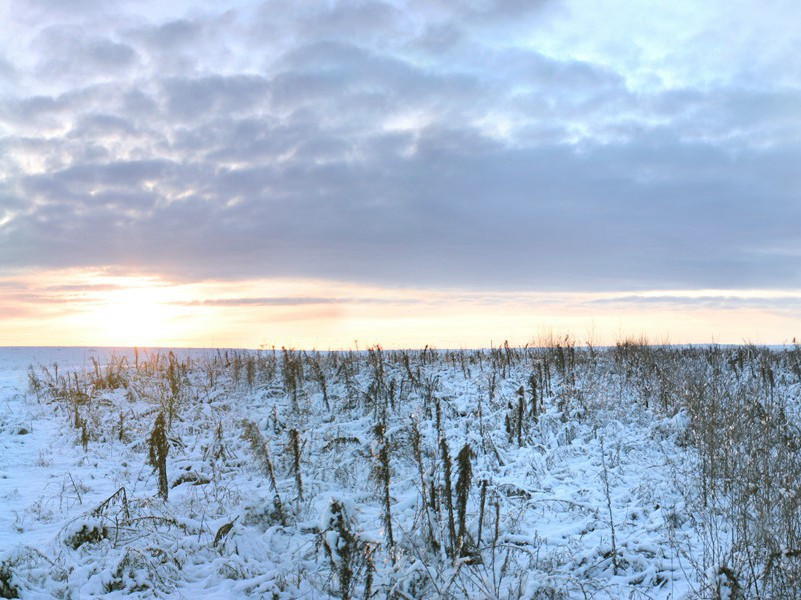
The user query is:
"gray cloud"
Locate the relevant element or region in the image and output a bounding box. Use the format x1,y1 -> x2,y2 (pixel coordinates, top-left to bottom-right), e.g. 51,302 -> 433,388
587,295 -> 801,316
162,75 -> 270,121
175,296 -> 423,307
1,0 -> 800,294
293,1 -> 403,43
134,19 -> 205,50
0,54 -> 16,81
35,26 -> 138,81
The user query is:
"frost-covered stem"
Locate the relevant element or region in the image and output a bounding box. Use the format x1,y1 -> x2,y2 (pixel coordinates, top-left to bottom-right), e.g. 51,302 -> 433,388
81,421 -> 89,451
600,436 -> 618,575
241,420 -> 286,525
543,359 -> 552,396
516,386 -> 525,446
117,411 -> 125,442
477,479 -> 487,550
529,373 -> 539,421
363,544 -> 375,600
312,358 -> 330,412
455,443 -> 473,556
373,423 -> 394,552
323,500 -> 357,600
440,436 -> 456,557
289,428 -> 303,504
411,421 -> 438,552
477,391 -> 488,457
491,500 -> 500,588
402,352 -> 419,388
282,347 -> 301,413
148,412 -> 169,501
433,473 -> 448,563
166,352 -> 180,429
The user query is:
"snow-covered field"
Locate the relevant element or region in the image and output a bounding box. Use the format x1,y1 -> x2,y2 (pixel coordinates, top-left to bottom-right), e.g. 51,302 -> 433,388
1,344 -> 799,598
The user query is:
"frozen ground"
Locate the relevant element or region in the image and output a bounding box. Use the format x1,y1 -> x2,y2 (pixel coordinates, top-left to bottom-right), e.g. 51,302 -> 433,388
0,345 -> 798,598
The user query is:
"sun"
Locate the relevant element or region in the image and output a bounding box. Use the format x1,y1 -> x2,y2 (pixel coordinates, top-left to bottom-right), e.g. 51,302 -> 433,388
75,275 -> 183,347
96,288 -> 172,346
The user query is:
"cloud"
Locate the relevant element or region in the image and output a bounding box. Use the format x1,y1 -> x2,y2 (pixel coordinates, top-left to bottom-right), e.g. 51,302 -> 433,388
135,19 -> 204,50
0,54 -> 16,81
174,296 -> 422,307
162,75 -> 270,121
1,0 -> 800,294
293,1 -> 404,43
588,294 -> 801,312
34,26 -> 138,81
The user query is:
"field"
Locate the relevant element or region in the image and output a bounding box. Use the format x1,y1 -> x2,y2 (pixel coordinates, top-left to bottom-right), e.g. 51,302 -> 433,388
1,342 -> 800,599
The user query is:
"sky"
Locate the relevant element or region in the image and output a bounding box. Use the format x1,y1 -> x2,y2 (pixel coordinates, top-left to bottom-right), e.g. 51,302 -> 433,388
1,0 -> 800,348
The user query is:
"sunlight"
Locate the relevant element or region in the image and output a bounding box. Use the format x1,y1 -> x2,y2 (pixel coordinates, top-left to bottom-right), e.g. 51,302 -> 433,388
89,283 -> 177,347
19,270 -> 195,347
1,268 -> 801,348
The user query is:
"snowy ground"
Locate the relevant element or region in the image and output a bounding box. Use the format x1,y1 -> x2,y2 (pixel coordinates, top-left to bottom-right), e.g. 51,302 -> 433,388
0,345 -> 796,598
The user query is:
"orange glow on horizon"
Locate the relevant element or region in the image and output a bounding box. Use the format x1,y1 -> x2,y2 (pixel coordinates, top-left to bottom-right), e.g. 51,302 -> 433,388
0,268 -> 800,349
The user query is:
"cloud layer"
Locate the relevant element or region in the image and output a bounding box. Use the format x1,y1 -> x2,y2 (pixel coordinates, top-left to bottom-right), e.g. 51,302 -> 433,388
2,0 -> 801,292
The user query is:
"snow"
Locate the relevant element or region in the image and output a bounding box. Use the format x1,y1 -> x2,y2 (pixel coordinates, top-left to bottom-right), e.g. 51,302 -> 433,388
0,345 -> 792,598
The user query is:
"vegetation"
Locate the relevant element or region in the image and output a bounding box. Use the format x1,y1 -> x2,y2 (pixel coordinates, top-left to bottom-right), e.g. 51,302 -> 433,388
4,341 -> 801,598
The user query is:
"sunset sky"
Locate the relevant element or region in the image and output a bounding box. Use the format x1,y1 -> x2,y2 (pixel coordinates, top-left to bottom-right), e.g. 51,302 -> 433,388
1,0 -> 800,348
